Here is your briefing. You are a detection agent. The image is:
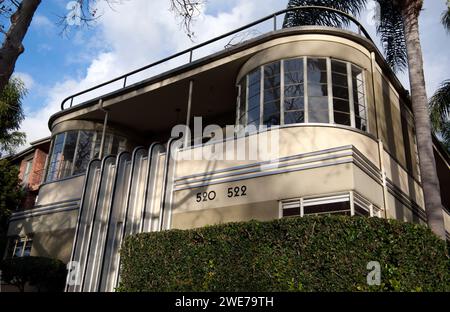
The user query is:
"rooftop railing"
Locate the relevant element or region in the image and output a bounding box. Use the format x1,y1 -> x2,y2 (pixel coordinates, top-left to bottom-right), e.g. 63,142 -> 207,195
60,6 -> 374,111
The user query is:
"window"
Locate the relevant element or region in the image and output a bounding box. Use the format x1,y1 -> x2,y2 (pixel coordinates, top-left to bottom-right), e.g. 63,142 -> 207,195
73,131 -> 95,175
22,159 -> 33,186
280,192 -> 380,218
45,130 -> 128,182
352,66 -> 367,131
332,60 -> 351,126
237,57 -> 368,131
247,68 -> 261,127
263,61 -> 281,126
284,58 -> 305,124
9,236 -> 33,258
307,58 -> 329,123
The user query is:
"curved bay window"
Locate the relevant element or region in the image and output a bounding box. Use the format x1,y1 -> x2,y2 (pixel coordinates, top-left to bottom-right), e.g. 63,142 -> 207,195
45,130 -> 127,183
238,57 -> 368,131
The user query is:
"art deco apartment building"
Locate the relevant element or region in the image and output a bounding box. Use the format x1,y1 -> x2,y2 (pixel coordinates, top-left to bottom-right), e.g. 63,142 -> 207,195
5,8 -> 450,292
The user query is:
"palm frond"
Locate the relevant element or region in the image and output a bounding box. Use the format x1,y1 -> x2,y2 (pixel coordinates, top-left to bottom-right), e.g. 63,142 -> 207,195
282,0 -> 368,29
374,0 -> 408,73
442,5 -> 450,32
429,80 -> 450,131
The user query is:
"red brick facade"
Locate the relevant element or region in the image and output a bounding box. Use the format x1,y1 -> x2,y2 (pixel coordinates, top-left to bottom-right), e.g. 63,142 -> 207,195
14,139 -> 50,211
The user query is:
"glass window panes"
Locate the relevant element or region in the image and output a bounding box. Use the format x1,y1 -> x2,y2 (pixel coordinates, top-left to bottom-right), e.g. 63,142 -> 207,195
12,237 -> 32,258
46,133 -> 65,182
13,239 -> 24,257
263,62 -> 281,127
284,58 -> 305,125
354,204 -> 370,217
237,57 -> 367,132
73,131 -> 95,175
46,130 -> 127,182
308,97 -> 329,123
352,65 -> 367,131
22,159 -> 33,185
238,78 -> 247,125
23,239 -> 33,256
303,201 -> 351,216
247,69 -> 261,126
60,131 -> 78,179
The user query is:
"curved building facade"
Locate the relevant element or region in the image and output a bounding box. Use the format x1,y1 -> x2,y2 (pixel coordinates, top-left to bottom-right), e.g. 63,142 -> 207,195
5,11 -> 450,292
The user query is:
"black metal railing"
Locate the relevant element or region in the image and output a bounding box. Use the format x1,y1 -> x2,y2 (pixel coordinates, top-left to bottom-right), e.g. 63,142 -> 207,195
60,6 -> 374,111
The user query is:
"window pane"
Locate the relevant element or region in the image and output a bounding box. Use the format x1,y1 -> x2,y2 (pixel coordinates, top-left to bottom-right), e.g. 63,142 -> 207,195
284,84 -> 304,98
247,69 -> 261,126
308,83 -> 328,97
264,87 -> 280,102
331,60 -> 347,74
46,133 -> 66,182
355,204 -> 370,217
73,131 -> 95,175
247,106 -> 260,125
284,97 -> 304,111
308,97 -> 329,123
355,117 -> 367,131
307,58 -> 327,86
352,65 -> 366,131
23,240 -> 32,257
283,207 -> 300,217
332,73 -> 348,87
334,99 -> 350,113
284,58 -> 304,85
304,201 -> 350,215
334,112 -> 351,126
284,111 -> 305,124
239,78 -> 247,125
263,101 -> 280,126
248,68 -> 260,85
263,62 -> 280,127
22,159 -> 33,185
13,240 -> 24,258
60,131 -> 78,178
332,85 -> 349,100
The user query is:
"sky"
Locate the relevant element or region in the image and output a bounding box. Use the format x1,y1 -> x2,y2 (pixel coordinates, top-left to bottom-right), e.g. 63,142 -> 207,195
12,0 -> 450,148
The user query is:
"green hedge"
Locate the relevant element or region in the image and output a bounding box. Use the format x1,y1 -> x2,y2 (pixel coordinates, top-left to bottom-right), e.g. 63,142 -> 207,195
118,216 -> 449,292
0,256 -> 67,292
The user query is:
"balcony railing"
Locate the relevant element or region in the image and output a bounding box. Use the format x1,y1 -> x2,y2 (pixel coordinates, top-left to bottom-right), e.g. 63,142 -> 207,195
60,6 -> 374,111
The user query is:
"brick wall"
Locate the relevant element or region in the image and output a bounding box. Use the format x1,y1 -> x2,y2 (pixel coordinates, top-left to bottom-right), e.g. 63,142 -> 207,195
17,148 -> 48,211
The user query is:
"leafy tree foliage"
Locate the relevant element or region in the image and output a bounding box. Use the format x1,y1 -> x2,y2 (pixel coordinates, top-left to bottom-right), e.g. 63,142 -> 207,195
0,77 -> 26,157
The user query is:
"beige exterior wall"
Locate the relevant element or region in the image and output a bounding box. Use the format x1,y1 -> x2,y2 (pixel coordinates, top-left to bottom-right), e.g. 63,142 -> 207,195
176,126 -> 380,178
36,175 -> 85,206
8,210 -> 78,236
30,229 -> 75,263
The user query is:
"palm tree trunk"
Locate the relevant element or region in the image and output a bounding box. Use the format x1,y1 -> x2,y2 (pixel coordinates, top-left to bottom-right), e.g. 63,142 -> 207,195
0,0 -> 41,94
401,0 -> 446,239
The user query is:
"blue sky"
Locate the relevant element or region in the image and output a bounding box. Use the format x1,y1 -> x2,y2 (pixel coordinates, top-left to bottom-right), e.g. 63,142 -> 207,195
13,0 -> 450,146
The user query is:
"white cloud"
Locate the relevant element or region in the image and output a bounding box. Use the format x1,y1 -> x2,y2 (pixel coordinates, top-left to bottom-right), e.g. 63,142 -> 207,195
13,72 -> 35,90
32,14 -> 55,32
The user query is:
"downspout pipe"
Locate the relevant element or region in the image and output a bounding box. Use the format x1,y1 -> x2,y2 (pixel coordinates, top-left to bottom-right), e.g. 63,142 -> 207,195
99,99 -> 109,160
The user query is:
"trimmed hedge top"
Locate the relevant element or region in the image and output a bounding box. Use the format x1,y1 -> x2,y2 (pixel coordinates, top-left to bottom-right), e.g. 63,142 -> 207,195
118,216 -> 449,292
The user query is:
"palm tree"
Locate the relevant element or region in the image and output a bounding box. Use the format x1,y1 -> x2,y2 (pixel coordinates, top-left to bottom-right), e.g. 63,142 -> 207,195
429,80 -> 450,152
442,1 -> 450,31
429,4 -> 450,152
283,0 -> 446,239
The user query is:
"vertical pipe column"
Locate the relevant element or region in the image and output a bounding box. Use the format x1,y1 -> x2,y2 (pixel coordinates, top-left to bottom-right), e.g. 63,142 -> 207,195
99,99 -> 109,159
185,80 -> 194,148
